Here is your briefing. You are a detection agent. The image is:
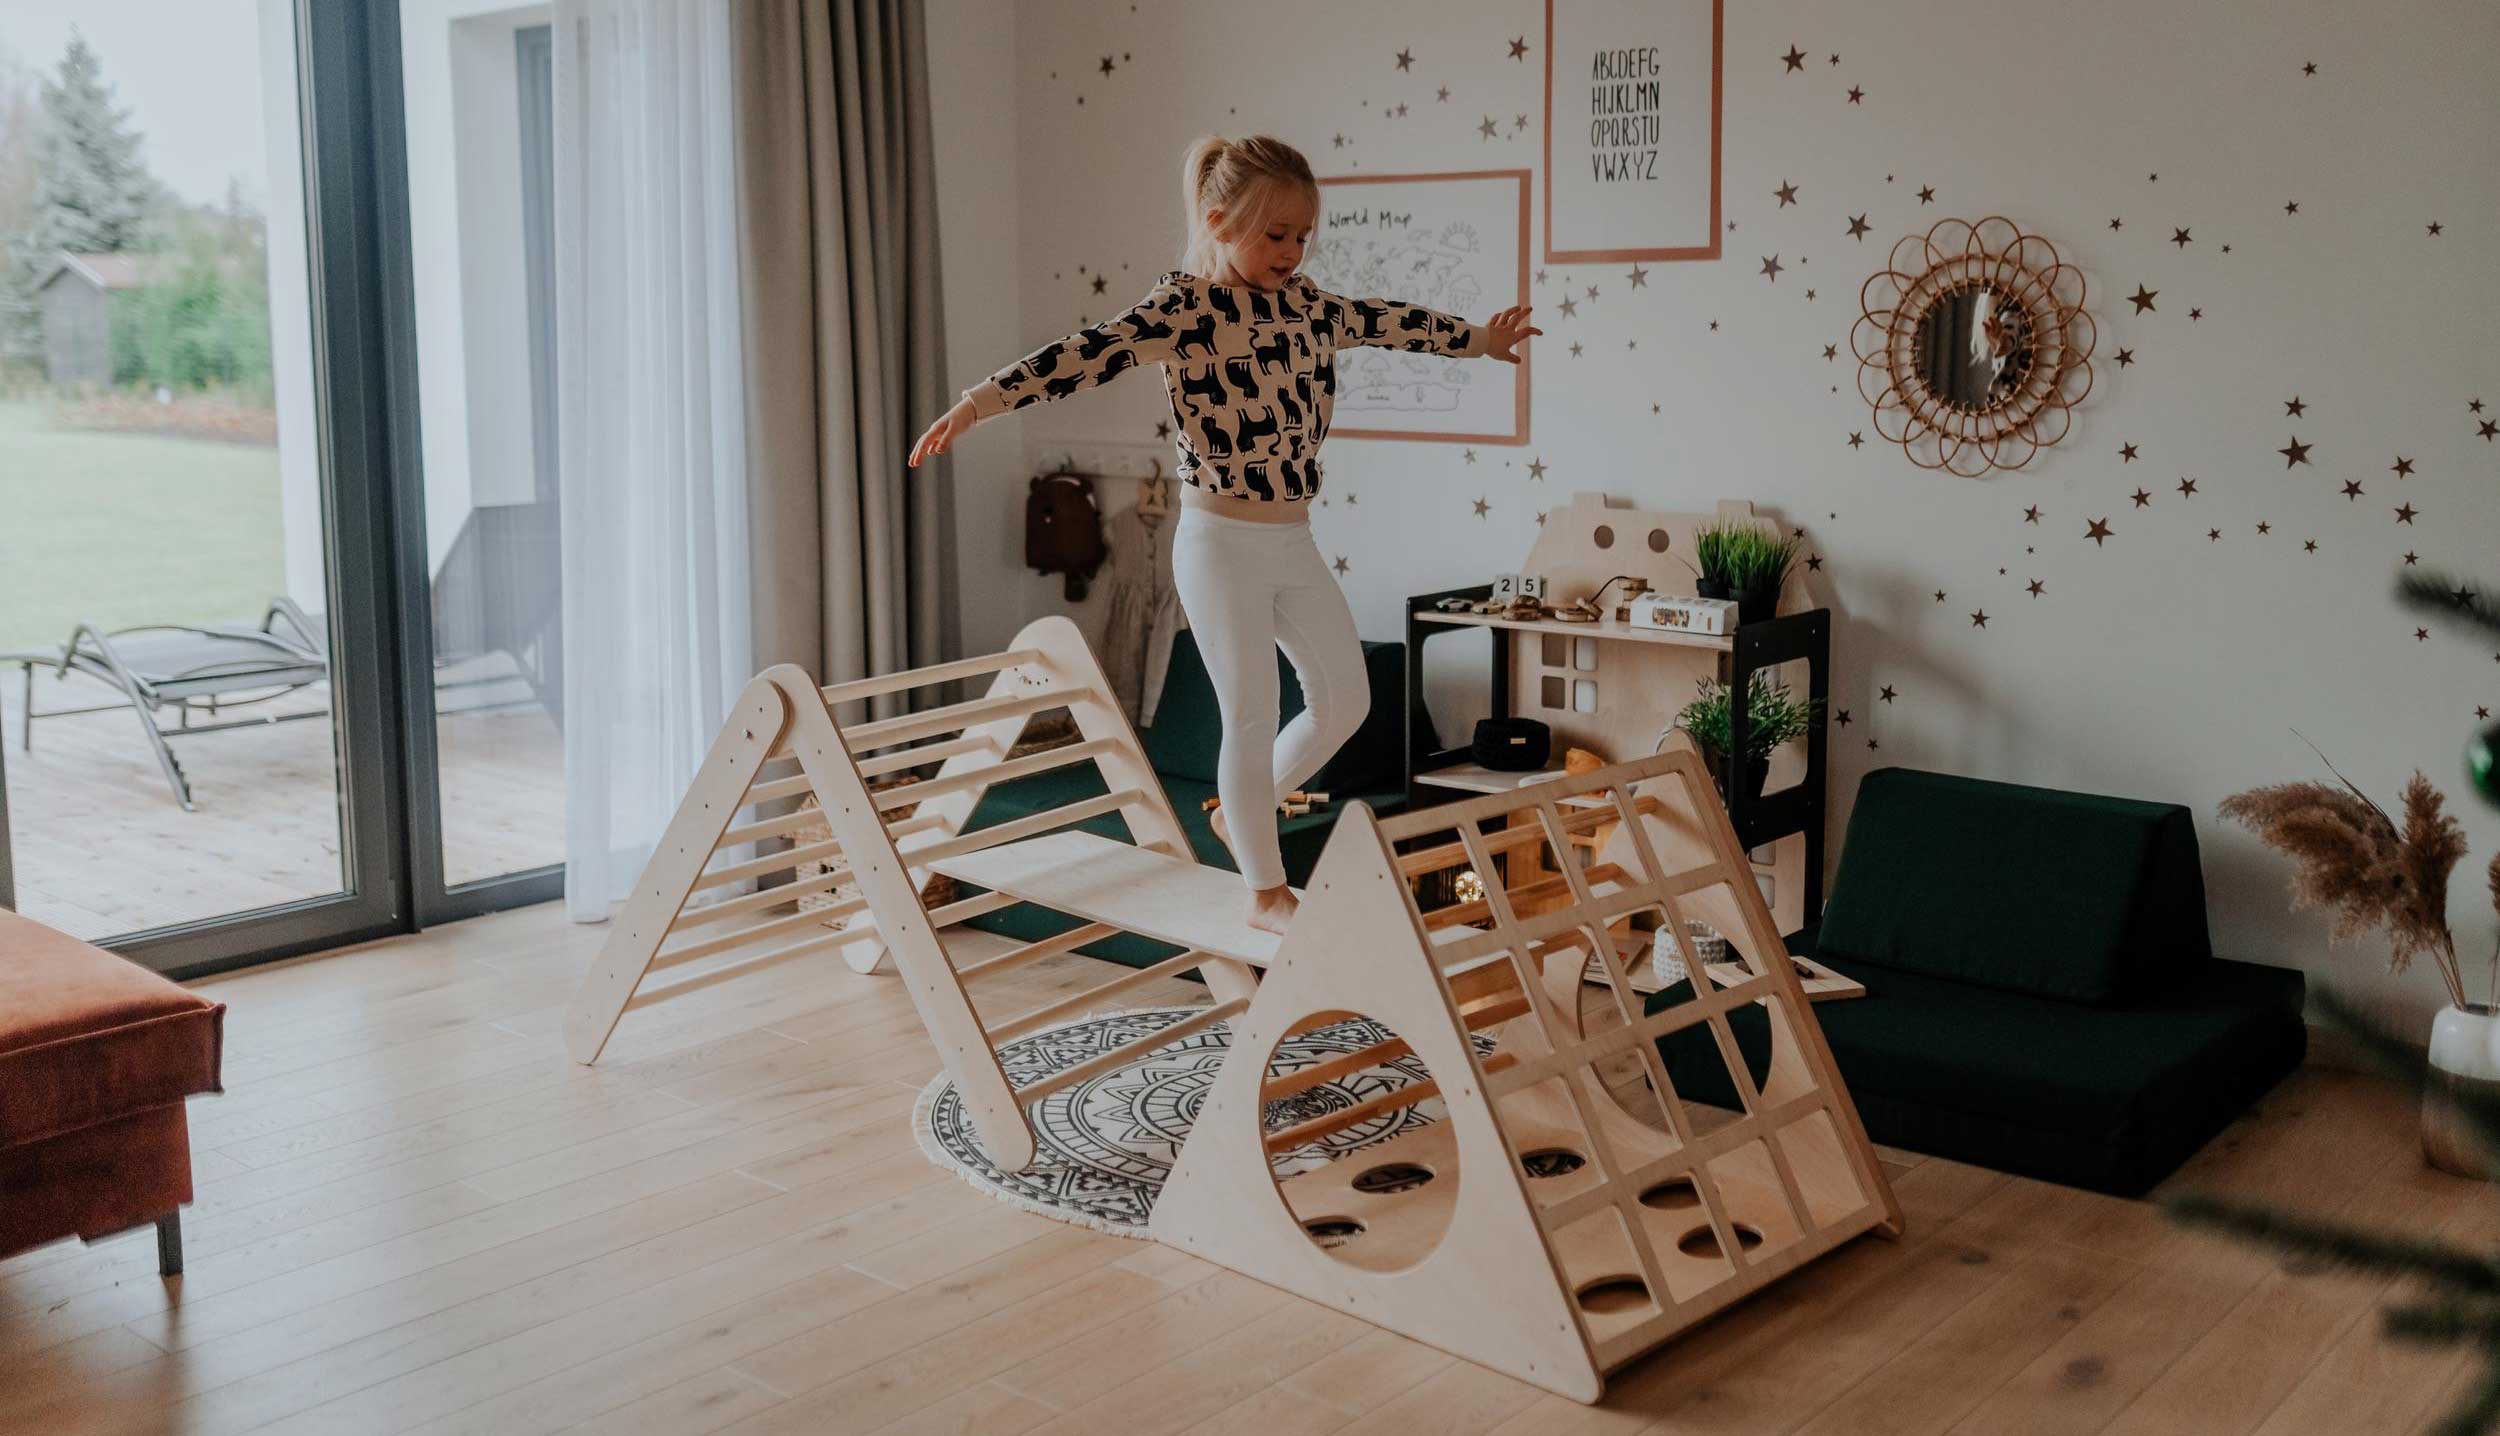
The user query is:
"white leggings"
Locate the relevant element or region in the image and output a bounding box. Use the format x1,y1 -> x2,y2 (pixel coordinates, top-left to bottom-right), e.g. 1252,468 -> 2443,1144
1170,506 -> 1369,891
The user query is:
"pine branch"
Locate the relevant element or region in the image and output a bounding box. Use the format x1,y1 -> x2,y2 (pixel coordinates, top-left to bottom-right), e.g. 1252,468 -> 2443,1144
2429,1357 -> 2500,1436
2161,1192 -> 2500,1293
2385,1294 -> 2500,1348
2399,571 -> 2500,640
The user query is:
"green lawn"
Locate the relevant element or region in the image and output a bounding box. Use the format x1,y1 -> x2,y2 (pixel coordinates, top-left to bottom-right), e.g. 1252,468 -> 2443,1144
0,399 -> 288,652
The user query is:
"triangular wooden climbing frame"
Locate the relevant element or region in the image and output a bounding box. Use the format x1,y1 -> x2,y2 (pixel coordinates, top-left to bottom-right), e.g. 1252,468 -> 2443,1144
1150,749 -> 1900,1403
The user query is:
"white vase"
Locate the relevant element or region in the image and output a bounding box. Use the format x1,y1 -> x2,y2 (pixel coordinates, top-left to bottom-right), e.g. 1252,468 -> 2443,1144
2423,1002 -> 2500,1180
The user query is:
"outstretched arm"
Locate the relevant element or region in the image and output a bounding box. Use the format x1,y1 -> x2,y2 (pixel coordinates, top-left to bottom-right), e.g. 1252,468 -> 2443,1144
910,277 -> 1188,468
1307,282 -> 1540,363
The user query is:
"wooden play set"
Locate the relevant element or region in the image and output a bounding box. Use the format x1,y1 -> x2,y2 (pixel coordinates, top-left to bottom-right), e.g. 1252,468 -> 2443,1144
563,614 -> 1899,1402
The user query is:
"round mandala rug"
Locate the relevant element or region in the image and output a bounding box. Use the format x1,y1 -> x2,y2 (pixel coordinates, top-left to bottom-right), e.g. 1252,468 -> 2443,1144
914,1006 -> 1494,1237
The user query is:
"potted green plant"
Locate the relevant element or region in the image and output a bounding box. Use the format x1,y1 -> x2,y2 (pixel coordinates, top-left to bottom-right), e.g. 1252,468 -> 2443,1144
1723,526 -> 1802,626
1671,675 -> 1820,802
1689,521 -> 1741,602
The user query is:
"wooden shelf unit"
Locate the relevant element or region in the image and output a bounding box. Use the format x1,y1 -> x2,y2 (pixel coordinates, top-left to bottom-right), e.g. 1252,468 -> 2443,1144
1403,584 -> 1834,928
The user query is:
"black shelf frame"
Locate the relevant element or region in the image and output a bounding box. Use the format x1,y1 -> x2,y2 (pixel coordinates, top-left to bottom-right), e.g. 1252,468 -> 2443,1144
1402,586 -> 1833,924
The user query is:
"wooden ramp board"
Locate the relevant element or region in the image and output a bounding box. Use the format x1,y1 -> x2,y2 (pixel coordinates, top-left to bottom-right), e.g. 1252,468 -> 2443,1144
927,829 -> 1285,968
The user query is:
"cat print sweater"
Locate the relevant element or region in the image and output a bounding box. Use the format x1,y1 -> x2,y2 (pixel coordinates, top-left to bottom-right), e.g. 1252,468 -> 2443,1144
961,270 -> 1487,505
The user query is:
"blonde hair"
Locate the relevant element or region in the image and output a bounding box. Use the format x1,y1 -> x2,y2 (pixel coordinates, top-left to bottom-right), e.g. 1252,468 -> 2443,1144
1179,135 -> 1319,279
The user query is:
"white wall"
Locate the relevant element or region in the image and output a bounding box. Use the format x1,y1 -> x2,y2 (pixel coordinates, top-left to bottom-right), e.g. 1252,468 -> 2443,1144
937,0 -> 2500,1032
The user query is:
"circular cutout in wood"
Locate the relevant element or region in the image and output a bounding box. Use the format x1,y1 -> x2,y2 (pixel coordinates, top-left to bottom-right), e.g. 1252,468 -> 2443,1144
1350,1161 -> 1437,1195
1638,1176 -> 1701,1210
1302,1217 -> 1365,1249
1520,1147 -> 1587,1179
1676,1221 -> 1767,1259
1574,1275 -> 1653,1314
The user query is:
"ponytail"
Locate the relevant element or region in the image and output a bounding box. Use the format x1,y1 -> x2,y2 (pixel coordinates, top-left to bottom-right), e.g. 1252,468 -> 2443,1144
1179,134 -> 1319,279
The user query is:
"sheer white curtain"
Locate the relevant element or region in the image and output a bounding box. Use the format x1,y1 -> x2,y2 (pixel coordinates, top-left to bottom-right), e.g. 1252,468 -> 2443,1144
553,0 -> 753,921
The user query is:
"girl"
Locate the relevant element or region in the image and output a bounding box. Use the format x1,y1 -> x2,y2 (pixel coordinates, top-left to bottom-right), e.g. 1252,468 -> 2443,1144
908,134 -> 1537,935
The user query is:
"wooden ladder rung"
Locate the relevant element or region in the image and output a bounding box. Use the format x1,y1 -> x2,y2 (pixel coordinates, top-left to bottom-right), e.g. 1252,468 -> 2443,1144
988,950 -> 1215,1044
819,647 -> 1044,707
623,927 -> 851,1012
842,687 -> 1079,752
651,903 -> 855,972
667,868 -> 854,931
1014,999 -> 1246,1107
953,921 -> 1124,981
692,838 -> 847,893
870,738 -> 1117,811
897,788 -> 1143,868
1263,1051 -> 1521,1154
1260,995 -> 1530,1104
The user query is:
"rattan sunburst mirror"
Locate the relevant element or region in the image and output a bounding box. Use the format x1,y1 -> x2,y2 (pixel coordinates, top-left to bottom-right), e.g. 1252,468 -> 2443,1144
1852,216 -> 2095,477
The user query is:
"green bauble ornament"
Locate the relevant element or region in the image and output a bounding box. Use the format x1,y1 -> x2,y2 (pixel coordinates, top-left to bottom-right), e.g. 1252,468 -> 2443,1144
2469,723 -> 2500,805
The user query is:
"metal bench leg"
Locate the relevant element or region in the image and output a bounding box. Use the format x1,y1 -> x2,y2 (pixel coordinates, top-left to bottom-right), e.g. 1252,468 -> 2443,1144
157,1211 -> 183,1277
128,698 -> 194,810
18,662 -> 30,751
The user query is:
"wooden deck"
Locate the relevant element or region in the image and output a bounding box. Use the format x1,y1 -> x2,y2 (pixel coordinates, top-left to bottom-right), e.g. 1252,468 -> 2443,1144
0,898 -> 2477,1435
2,665 -> 562,941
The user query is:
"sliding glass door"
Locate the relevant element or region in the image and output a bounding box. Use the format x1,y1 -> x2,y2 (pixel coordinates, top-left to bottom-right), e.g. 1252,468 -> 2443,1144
371,0 -> 566,922
0,0 -> 406,972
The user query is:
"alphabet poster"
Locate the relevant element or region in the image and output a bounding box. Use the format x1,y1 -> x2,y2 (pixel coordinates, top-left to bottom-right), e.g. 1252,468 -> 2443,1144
1305,169 -> 1531,445
1543,0 -> 1722,263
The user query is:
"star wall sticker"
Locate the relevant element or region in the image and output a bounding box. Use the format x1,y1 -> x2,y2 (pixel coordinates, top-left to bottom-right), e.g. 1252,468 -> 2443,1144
2115,349 -> 2135,366
2285,200 -> 2301,215
2208,528 -> 2221,541
2279,436 -> 2312,467
1964,608 -> 1989,629
2257,520 -> 2272,534
1835,709 -> 1852,726
2480,420 -> 2499,442
2344,478 -> 2370,501
1098,55 -> 1115,75
2406,550 -> 2420,564
2120,442 -> 2140,462
2028,579 -> 2046,597
2171,227 -> 2193,249
2132,488 -> 2152,507
1823,345 -> 1838,361
2396,503 -> 2420,524
1527,456 -> 1547,480
1479,116 -> 1499,140
2393,457 -> 2415,478
2418,629 -> 2430,641
2086,517 -> 2114,545
2190,308 -> 2204,321
1934,590 -> 1947,602
1333,556 -> 1350,575
1869,739 -> 1882,751
1806,554 -> 1823,571
2303,61 -> 2318,75
2305,539 -> 2319,552
1558,295 -> 1578,318
2127,285 -> 2159,314
2177,477 -> 2199,497
1394,47 -> 1414,71
1513,113 -> 1529,133
1761,255 -> 1784,281
1782,44 -> 1807,72
1332,133 -> 1347,148
1627,264 -> 1648,288
1395,103 -> 1409,118
1569,341 -> 1584,357
2482,707 -> 2493,721
1879,685 -> 1898,703
1472,497 -> 1490,517
2023,506 -> 2041,523
1847,214 -> 1871,240
2454,584 -> 2479,608
1436,85 -> 1450,102
2285,396 -> 2308,417
1775,181 -> 1799,207
1847,431 -> 1863,448
2428,222 -> 2445,237
1154,420 -> 1171,440
1092,274 -> 1108,294
2473,399 -> 2486,413
1584,283 -> 1600,301
1917,186 -> 1936,204
1847,86 -> 1866,104
1508,36 -> 1529,60
1462,447 -> 1477,464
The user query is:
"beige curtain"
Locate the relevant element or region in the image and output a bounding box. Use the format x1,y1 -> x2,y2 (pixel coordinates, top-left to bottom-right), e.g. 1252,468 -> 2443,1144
733,0 -> 960,716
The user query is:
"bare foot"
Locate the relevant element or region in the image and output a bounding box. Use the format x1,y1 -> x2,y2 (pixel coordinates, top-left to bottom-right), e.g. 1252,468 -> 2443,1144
1245,883 -> 1299,935
1208,801 -> 1232,854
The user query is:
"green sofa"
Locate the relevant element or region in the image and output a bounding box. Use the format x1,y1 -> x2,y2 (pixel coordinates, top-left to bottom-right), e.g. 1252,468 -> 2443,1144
952,628 -> 1412,969
1648,767 -> 2306,1196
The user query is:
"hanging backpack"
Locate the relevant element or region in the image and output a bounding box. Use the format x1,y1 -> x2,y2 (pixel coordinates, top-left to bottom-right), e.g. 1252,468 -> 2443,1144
1026,471 -> 1107,601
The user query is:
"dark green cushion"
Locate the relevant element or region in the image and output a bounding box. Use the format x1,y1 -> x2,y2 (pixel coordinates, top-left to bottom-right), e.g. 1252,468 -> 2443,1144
950,762 -> 1408,971
1814,767 -> 2214,1005
1142,631 -> 1407,799
1645,945 -> 2305,1196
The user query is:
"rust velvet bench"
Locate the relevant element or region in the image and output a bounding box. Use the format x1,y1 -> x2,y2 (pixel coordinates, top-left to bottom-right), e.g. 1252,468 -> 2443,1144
0,908 -> 225,1276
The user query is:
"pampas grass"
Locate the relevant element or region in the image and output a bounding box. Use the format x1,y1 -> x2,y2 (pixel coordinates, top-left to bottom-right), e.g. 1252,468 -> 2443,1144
2220,741 -> 2475,1008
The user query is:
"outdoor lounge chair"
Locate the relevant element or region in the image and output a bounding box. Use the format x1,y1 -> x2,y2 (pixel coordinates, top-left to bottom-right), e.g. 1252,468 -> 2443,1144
3,598 -> 330,811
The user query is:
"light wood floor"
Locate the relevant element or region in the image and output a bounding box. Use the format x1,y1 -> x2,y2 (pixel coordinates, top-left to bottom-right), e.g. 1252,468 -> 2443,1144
1,668 -> 562,940
0,901 -> 2479,1435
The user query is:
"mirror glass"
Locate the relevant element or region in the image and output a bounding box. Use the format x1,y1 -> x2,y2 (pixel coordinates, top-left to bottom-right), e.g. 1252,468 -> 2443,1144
1913,283 -> 2033,411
